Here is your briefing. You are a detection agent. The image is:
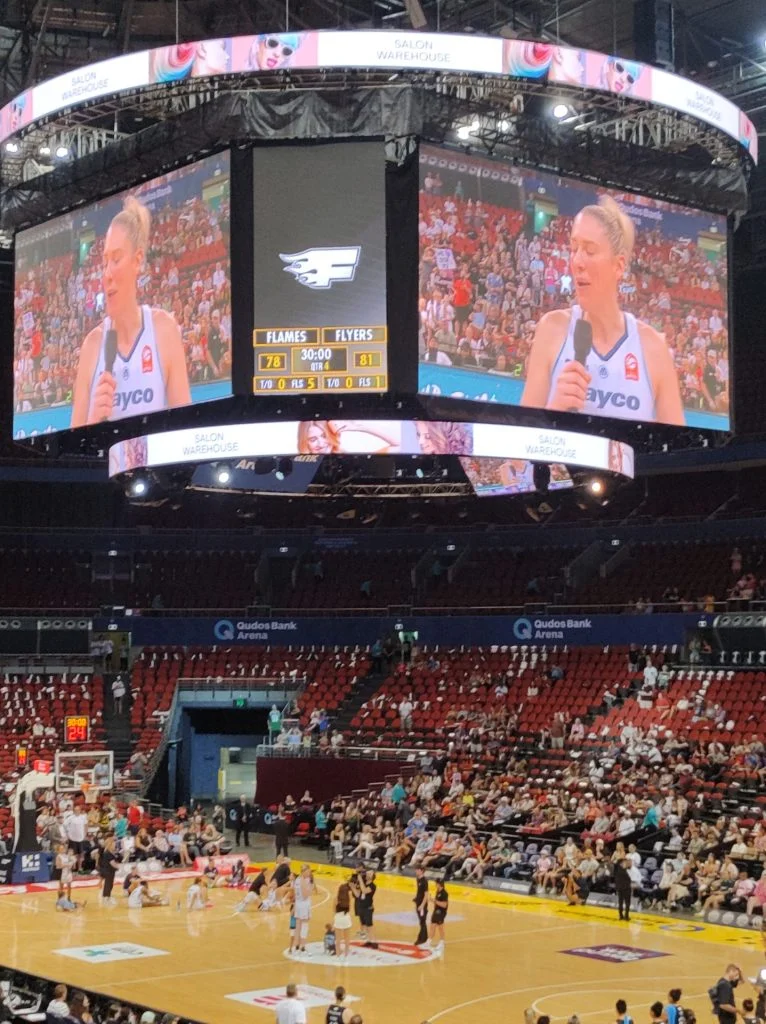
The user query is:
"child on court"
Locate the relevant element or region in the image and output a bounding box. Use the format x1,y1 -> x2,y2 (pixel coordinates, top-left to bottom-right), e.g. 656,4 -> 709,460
56,893 -> 86,912
229,859 -> 246,888
186,877 -> 206,911
260,878 -> 281,911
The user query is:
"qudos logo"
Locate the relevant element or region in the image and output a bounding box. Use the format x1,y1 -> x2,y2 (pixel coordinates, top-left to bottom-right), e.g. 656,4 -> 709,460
21,854 -> 40,872
213,619 -> 235,641
512,618 -> 533,641
279,246 -> 361,290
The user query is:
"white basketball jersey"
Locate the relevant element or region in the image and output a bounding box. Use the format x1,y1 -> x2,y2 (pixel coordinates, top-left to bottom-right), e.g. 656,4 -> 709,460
547,304 -> 655,421
503,462 -> 535,493
91,305 -> 167,421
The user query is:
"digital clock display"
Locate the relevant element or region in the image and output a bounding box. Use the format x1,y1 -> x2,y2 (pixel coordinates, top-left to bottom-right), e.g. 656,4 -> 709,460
64,715 -> 90,744
252,142 -> 388,397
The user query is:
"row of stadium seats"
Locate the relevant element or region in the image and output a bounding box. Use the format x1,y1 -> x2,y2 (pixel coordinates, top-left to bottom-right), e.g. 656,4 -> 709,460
0,537 -> 760,611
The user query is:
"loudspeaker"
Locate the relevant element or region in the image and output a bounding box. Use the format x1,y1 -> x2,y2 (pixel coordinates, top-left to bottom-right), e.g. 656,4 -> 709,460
634,0 -> 675,70
533,463 -> 551,493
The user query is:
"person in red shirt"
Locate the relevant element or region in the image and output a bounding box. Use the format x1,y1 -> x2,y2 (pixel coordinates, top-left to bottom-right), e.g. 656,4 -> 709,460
452,269 -> 473,329
126,799 -> 143,835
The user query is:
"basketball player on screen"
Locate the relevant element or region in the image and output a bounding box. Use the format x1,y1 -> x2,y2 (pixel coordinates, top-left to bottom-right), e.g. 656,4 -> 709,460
70,196 -> 191,427
521,196 -> 684,425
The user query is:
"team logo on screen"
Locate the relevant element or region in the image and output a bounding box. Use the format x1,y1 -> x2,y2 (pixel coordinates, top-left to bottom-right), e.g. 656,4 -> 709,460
279,246 -> 361,290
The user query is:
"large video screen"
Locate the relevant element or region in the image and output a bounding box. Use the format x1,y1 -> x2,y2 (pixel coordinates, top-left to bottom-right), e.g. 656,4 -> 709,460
418,146 -> 730,431
13,152 -> 231,437
108,419 -> 635,480
252,142 -> 388,397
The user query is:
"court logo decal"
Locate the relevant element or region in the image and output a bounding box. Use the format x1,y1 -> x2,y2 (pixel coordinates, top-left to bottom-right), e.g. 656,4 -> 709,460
227,984 -> 360,1010
279,246 -> 361,290
659,923 -> 705,934
54,942 -> 169,963
283,939 -> 441,968
562,944 -> 669,963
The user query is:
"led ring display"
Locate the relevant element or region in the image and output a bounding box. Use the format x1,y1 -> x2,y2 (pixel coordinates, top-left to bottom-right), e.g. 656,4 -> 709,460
108,418 -> 635,483
0,30 -> 757,164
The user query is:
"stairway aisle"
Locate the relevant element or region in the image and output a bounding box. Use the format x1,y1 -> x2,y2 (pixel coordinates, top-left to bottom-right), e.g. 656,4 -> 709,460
101,673 -> 134,771
331,668 -> 389,735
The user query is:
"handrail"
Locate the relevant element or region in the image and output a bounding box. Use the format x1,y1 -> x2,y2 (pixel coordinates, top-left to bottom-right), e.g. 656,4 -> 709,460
176,675 -> 307,693
0,599 -> 745,617
255,743 -> 428,760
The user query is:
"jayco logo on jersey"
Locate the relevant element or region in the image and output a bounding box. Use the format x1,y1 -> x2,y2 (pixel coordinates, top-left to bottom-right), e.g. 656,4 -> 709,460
279,246 -> 361,290
587,388 -> 640,412
113,388 -> 155,412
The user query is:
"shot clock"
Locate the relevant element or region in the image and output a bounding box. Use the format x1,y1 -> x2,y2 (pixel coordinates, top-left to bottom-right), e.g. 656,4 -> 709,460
252,142 -> 388,397
64,715 -> 91,744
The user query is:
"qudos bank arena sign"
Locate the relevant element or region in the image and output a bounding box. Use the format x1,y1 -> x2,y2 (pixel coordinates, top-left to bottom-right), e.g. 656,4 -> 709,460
512,617 -> 593,642
213,619 -> 299,642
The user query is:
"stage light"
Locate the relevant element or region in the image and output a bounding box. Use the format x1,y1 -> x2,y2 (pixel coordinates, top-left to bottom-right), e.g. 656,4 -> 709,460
38,144 -> 51,156
5,141 -> 18,153
457,118 -> 480,140
55,144 -> 69,159
552,103 -> 569,119
589,479 -> 604,495
275,458 -> 292,481
215,466 -> 231,485
130,478 -> 147,496
498,118 -> 510,131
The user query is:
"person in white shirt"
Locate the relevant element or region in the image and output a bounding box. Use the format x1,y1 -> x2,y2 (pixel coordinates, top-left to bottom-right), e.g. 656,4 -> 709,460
128,880 -> 167,908
65,808 -> 88,871
186,878 -> 206,911
398,697 -> 414,732
274,983 -> 307,1024
643,659 -> 658,689
112,675 -> 126,715
45,984 -> 70,1018
617,812 -> 635,838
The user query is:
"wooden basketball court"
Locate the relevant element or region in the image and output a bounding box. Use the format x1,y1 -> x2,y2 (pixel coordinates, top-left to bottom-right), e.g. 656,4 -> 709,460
3,862 -> 763,1023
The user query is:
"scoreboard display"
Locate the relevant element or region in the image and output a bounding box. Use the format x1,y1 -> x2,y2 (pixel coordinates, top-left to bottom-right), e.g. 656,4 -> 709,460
64,715 -> 90,744
252,141 -> 388,397
253,326 -> 388,394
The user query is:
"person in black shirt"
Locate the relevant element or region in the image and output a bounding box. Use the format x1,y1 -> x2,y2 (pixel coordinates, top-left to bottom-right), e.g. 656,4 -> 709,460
326,985 -> 352,1024
613,858 -> 633,921
272,855 -> 293,900
359,870 -> 378,949
429,878 -> 449,950
273,810 -> 290,858
234,796 -> 252,848
703,349 -> 724,411
712,964 -> 744,1024
414,867 -> 429,945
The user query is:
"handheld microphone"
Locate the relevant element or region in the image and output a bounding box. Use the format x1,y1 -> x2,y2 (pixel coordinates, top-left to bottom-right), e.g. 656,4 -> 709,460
573,318 -> 593,365
568,319 -> 593,413
104,329 -> 118,376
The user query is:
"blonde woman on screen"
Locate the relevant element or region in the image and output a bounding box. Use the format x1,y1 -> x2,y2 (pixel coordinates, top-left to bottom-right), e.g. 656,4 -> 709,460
71,196 -> 190,427
415,421 -> 473,455
297,420 -> 399,455
521,196 -> 684,425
